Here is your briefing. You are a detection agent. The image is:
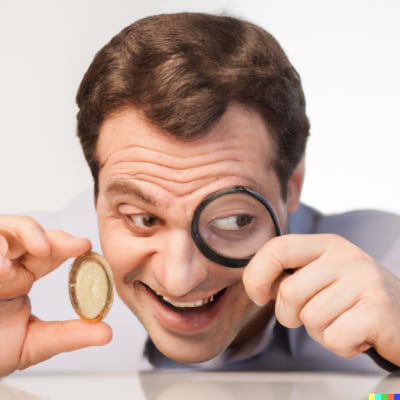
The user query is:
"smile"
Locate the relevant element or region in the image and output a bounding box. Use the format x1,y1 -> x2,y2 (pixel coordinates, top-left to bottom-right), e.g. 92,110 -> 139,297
140,282 -> 229,333
161,294 -> 216,308
143,283 -> 226,310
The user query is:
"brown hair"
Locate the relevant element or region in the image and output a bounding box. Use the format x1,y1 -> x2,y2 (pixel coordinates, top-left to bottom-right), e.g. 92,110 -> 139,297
76,12 -> 310,197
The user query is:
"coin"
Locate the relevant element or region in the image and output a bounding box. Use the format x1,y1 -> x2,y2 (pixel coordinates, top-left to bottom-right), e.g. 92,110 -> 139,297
68,252 -> 114,322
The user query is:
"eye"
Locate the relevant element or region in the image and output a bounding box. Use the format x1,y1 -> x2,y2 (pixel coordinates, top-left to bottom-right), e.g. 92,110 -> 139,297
212,214 -> 254,231
129,214 -> 159,228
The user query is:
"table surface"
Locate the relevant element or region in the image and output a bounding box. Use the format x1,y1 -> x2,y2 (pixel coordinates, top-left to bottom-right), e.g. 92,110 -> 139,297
2,371 -> 400,400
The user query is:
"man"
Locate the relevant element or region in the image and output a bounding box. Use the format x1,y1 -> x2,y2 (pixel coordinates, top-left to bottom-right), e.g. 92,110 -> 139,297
0,13 -> 399,376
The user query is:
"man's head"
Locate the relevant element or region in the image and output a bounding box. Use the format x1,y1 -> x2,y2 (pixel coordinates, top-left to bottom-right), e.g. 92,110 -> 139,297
76,12 -> 309,198
75,12 -> 309,364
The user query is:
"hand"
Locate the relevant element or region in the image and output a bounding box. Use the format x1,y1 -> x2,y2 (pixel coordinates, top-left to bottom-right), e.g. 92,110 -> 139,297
0,215 -> 112,376
243,233 -> 400,367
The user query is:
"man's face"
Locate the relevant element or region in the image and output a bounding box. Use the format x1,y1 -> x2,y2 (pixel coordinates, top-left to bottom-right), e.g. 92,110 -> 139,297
96,104 -> 298,363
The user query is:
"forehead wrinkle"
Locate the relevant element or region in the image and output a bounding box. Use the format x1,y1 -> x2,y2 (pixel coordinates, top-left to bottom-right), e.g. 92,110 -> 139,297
102,147 -> 269,200
111,159 -> 246,183
100,137 -> 266,168
102,143 -> 268,185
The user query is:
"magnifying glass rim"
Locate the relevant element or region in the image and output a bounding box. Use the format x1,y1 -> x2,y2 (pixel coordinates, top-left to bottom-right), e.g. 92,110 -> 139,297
191,185 -> 282,268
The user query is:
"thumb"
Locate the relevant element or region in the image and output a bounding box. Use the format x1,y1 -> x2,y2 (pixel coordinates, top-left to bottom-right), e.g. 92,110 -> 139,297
19,317 -> 113,370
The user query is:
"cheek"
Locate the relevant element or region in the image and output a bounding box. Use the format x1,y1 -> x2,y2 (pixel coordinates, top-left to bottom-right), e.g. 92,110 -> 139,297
98,221 -> 150,284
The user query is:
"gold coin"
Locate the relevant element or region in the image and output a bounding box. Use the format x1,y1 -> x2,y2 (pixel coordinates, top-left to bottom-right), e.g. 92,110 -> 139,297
68,252 -> 114,322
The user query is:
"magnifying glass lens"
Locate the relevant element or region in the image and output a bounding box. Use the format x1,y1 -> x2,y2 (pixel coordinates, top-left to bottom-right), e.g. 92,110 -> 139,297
197,191 -> 277,260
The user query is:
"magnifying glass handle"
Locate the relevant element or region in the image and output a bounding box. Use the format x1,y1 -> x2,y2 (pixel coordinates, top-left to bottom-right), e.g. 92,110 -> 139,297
365,347 -> 399,372
285,268 -> 294,275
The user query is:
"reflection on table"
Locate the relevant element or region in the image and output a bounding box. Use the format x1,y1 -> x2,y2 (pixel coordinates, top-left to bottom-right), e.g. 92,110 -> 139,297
2,371 -> 399,400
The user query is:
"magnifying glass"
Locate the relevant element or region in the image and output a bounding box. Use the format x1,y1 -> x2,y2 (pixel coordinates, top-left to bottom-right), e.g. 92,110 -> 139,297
191,186 -> 282,268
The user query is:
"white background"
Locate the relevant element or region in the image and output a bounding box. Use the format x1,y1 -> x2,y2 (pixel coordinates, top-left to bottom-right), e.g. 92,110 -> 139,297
1,0 -> 399,215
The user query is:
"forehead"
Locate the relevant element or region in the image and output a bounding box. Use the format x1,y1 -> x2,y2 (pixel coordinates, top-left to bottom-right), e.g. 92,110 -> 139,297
96,104 -> 277,198
97,104 -> 274,162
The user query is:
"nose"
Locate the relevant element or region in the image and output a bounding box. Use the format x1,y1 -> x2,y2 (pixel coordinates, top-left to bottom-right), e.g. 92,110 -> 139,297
153,228 -> 209,298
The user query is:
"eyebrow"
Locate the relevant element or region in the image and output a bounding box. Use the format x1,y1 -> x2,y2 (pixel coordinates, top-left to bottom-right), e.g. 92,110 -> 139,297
105,180 -> 158,207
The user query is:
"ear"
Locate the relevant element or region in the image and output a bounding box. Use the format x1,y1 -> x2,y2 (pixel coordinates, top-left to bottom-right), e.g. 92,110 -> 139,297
286,157 -> 305,213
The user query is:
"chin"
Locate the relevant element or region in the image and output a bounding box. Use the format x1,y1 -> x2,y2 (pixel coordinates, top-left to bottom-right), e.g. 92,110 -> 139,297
153,334 -> 226,365
162,350 -> 219,365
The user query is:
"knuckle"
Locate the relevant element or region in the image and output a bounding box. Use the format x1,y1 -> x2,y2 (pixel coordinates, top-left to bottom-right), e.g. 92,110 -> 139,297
277,279 -> 290,301
322,329 -> 357,358
355,263 -> 385,290
20,215 -> 37,226
0,215 -> 36,230
243,270 -> 270,304
349,250 -> 375,268
11,215 -> 40,232
267,236 -> 289,262
276,285 -> 302,328
275,303 -> 301,328
324,233 -> 370,260
299,305 -> 319,328
277,278 -> 297,308
323,233 -> 342,243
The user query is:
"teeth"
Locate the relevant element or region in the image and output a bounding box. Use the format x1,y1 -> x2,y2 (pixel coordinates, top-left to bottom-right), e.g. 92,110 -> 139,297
161,294 -> 216,308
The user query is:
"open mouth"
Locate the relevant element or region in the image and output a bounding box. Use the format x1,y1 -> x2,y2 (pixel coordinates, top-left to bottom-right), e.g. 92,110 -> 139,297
142,283 -> 226,312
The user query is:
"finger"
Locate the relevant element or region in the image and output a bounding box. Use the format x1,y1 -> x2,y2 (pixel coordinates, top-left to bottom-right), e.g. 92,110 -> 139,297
0,232 -> 25,259
315,280 -> 400,360
0,256 -> 34,299
1,229 -> 91,299
0,295 -> 32,376
320,304 -> 376,358
0,217 -> 51,299
0,216 -> 51,259
21,230 -> 91,279
280,276 -> 361,337
18,317 -> 113,370
272,261 -> 332,328
244,234 -> 337,305
273,253 -> 357,329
